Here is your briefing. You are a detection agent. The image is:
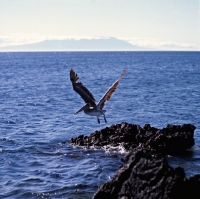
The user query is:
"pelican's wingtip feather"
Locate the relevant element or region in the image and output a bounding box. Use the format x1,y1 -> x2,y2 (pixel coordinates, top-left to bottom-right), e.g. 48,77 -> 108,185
70,69 -> 79,83
119,67 -> 128,80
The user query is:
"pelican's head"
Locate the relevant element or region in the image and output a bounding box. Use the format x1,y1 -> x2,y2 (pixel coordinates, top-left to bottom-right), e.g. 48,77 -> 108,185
74,104 -> 90,115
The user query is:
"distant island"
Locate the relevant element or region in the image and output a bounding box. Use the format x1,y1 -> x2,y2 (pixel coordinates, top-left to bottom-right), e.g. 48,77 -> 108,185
0,37 -> 146,52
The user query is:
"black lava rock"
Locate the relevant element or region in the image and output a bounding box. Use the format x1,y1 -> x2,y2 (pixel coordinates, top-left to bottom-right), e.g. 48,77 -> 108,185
93,149 -> 200,199
70,122 -> 195,155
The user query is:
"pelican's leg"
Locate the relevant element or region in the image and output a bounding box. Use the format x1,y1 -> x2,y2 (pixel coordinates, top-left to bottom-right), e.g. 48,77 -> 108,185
103,113 -> 107,124
97,117 -> 100,124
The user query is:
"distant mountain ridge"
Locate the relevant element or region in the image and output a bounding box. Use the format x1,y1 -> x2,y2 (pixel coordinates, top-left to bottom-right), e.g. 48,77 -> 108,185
0,37 -> 144,51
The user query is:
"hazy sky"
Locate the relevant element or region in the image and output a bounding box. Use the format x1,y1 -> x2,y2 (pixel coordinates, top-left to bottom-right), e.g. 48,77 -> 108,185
0,0 -> 199,50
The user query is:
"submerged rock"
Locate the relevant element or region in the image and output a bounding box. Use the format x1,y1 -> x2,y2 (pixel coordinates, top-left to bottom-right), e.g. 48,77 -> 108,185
70,122 -> 195,155
93,149 -> 200,199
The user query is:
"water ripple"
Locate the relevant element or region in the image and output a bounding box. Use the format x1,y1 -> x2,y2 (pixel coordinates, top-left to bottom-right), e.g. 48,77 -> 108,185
0,52 -> 199,198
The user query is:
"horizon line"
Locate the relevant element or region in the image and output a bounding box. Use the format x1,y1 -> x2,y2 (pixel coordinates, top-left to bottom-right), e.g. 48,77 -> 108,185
0,50 -> 199,53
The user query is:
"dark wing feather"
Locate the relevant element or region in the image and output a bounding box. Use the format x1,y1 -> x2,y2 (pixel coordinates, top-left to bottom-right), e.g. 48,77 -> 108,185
97,68 -> 127,110
70,69 -> 96,107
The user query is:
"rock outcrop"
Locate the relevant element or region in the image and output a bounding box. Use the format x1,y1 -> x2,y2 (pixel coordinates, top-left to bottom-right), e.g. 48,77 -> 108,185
70,122 -> 195,155
70,123 -> 197,198
93,149 -> 200,199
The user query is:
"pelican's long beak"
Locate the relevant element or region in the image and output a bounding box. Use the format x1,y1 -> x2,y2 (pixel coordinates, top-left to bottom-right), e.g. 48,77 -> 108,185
74,104 -> 87,115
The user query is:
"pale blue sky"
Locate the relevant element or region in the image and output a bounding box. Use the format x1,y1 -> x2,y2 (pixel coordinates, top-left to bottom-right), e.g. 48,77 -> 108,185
0,0 -> 199,50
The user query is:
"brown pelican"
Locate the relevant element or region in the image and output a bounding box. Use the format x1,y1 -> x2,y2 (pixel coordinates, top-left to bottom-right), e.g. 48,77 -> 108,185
70,68 -> 127,124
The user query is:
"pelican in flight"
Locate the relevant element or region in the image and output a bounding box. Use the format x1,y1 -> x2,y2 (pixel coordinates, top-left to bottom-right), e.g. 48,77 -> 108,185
70,68 -> 127,124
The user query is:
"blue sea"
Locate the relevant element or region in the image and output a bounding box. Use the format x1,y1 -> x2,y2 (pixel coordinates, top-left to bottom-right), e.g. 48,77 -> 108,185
0,51 -> 200,198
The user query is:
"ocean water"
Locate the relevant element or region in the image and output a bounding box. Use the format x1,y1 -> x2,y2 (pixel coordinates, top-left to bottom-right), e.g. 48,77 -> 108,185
0,51 -> 199,198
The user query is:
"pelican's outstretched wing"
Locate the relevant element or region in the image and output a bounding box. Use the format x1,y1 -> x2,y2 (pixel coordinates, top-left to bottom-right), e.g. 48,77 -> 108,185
97,68 -> 127,110
70,69 -> 96,107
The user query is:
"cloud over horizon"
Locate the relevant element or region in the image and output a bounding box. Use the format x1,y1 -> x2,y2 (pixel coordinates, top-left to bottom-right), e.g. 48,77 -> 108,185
0,35 -> 199,51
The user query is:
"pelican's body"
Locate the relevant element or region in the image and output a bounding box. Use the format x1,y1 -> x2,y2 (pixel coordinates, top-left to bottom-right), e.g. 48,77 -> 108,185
84,108 -> 105,117
70,69 -> 127,123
